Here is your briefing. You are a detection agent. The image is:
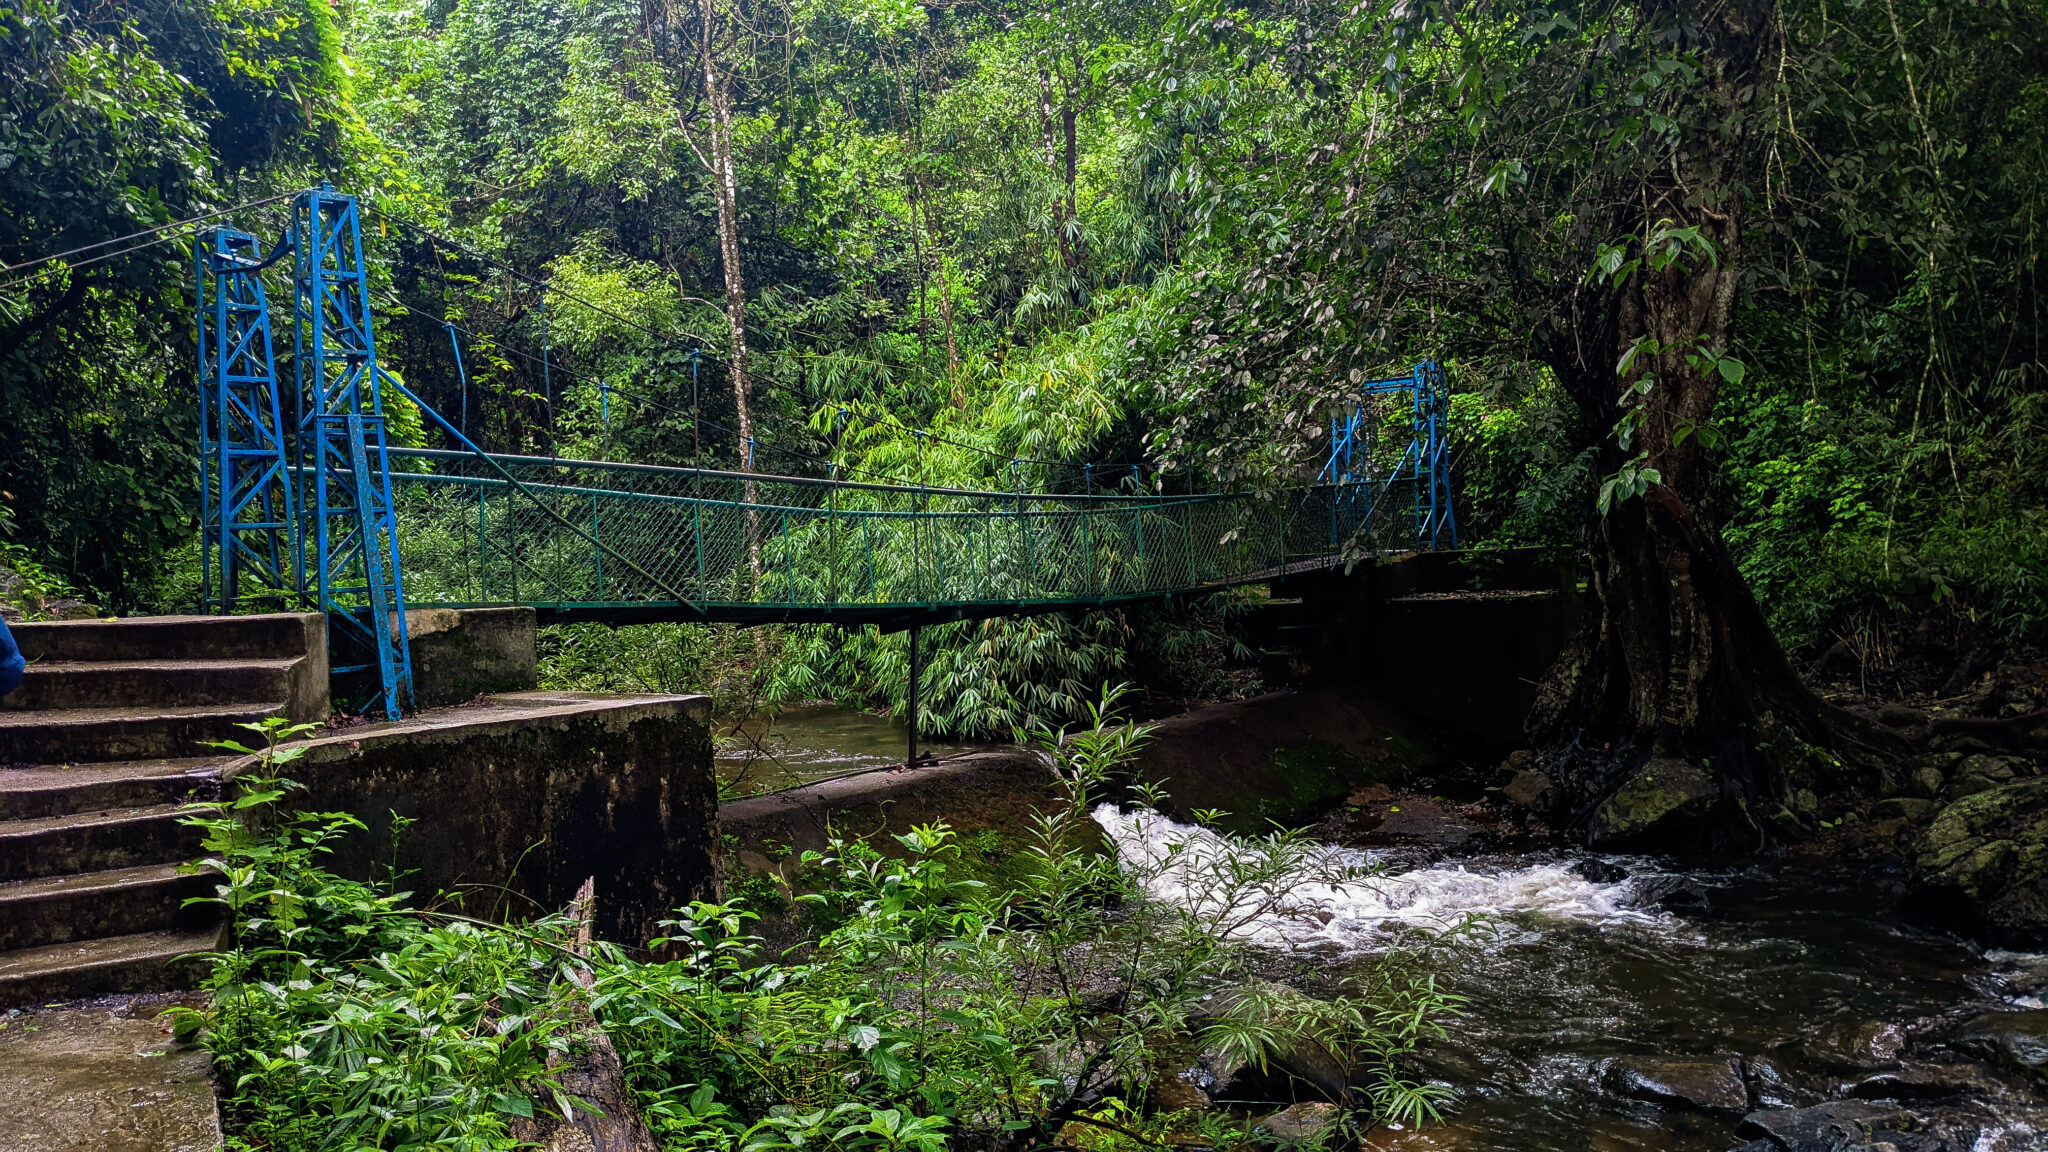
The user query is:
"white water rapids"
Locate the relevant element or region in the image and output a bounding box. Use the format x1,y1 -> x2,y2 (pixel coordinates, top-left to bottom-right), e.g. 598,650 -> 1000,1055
1091,804 -> 1669,950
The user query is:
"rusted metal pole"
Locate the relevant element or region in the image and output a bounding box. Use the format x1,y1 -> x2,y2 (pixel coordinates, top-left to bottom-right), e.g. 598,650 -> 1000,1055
907,623 -> 921,768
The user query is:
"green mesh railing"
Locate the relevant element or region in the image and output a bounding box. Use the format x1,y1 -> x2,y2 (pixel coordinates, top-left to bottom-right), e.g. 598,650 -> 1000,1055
379,448 -> 1422,620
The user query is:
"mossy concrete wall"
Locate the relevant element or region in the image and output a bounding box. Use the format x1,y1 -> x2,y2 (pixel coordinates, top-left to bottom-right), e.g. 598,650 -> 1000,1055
405,607 -> 539,708
230,691 -> 716,946
720,748 -> 1052,873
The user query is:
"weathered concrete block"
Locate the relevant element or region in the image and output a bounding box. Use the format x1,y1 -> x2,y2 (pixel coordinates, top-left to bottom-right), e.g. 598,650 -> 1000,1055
230,691 -> 716,946
404,607 -> 538,708
721,748 -> 1052,867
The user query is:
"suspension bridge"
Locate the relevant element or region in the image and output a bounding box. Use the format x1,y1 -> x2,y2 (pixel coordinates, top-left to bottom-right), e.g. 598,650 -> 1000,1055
190,185 -> 1456,721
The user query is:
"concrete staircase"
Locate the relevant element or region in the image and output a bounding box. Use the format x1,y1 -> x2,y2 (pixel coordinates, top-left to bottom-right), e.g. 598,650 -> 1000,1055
0,614 -> 326,1005
1246,595 -> 1323,685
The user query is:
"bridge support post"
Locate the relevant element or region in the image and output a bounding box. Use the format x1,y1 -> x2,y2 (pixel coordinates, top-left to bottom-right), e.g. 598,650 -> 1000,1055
906,623 -> 921,769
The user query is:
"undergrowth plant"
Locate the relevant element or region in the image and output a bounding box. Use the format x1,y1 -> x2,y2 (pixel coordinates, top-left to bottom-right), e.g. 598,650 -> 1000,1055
593,685 -> 1463,1150
175,718 -> 588,1151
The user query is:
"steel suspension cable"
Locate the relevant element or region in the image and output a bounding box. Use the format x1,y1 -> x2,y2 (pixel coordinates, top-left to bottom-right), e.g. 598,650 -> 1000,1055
0,193 -> 294,274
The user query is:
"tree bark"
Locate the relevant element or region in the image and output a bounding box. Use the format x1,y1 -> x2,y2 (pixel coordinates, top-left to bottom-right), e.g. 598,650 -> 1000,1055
915,178 -> 961,386
1036,67 -> 1075,273
506,879 -> 660,1152
699,2 -> 751,468
693,0 -> 761,574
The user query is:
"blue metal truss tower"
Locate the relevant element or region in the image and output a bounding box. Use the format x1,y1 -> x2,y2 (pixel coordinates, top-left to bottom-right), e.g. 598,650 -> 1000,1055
289,184 -> 414,719
196,228 -> 296,612
1321,359 -> 1459,550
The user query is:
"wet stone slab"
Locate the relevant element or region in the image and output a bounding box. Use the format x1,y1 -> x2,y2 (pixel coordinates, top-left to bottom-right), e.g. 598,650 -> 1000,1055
0,995 -> 219,1151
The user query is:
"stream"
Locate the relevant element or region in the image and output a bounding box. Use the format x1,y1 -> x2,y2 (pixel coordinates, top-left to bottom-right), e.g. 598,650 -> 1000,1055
716,703 -> 972,794
1096,807 -> 2048,1151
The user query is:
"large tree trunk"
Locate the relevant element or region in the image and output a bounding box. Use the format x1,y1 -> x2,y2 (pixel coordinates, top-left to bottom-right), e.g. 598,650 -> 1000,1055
1526,1 -> 1904,850
1527,467 -> 1899,850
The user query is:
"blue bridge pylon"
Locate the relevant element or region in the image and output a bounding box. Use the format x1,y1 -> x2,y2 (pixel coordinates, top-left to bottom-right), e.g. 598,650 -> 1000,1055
1319,360 -> 1457,551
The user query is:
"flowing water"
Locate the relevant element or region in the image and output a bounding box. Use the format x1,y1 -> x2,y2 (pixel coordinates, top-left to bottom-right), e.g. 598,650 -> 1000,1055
1094,807 -> 2048,1151
716,703 -> 973,794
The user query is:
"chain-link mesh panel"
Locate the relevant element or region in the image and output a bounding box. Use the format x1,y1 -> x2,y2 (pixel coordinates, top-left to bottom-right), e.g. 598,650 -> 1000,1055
384,448 -> 1424,613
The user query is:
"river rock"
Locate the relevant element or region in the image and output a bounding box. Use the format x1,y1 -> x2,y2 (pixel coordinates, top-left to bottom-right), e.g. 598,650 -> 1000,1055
1880,703 -> 1930,729
1151,1069 -> 1211,1113
1943,756 -> 2018,802
1588,757 -> 1718,848
1573,858 -> 1629,884
1910,778 -> 2048,943
1634,873 -> 1714,913
1944,1010 -> 2048,1076
1734,1101 -> 1904,1150
1873,797 -> 1935,821
1799,1020 -> 1906,1071
1602,1055 -> 1748,1112
1256,1101 -> 1342,1145
1501,769 -> 1553,810
1910,764 -> 1948,799
1194,983 -> 1351,1103
1849,1058 -> 2023,1102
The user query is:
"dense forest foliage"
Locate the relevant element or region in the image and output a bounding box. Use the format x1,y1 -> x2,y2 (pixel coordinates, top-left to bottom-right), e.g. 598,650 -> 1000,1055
3,0 -> 2044,737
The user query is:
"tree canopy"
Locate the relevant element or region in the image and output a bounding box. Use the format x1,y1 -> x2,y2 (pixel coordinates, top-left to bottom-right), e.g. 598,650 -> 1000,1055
2,0 -> 2043,757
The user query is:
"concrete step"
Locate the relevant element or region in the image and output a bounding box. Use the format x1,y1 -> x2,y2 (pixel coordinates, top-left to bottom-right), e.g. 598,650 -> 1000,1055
10,613 -> 317,663
0,758 -> 227,821
0,804 -> 208,882
0,702 -> 282,765
1,657 -> 302,712
0,926 -> 218,1006
1259,649 -> 1315,684
0,862 -> 217,952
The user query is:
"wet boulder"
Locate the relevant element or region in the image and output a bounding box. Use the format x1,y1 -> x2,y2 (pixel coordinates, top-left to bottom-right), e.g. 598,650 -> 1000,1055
1849,1058 -> 2024,1102
1799,1021 -> 1907,1072
1587,757 -> 1718,848
1192,983 -> 1351,1104
1733,1101 -> 1905,1151
1910,777 -> 2048,944
1943,1010 -> 2048,1077
1879,703 -> 1929,729
1909,763 -> 1949,799
1255,1102 -> 1343,1146
1634,874 -> 1714,914
1873,797 -> 1935,821
1601,1056 -> 1747,1112
1572,858 -> 1629,884
1500,768 -> 1553,811
1150,1070 -> 1212,1113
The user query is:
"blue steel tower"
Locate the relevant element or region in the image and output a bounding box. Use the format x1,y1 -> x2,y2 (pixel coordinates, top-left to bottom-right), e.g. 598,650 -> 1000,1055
1321,360 -> 1458,551
289,184 -> 414,719
195,228 -> 296,612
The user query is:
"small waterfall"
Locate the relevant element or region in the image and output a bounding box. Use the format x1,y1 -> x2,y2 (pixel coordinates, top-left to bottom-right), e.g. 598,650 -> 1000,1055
1091,804 -> 1667,950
